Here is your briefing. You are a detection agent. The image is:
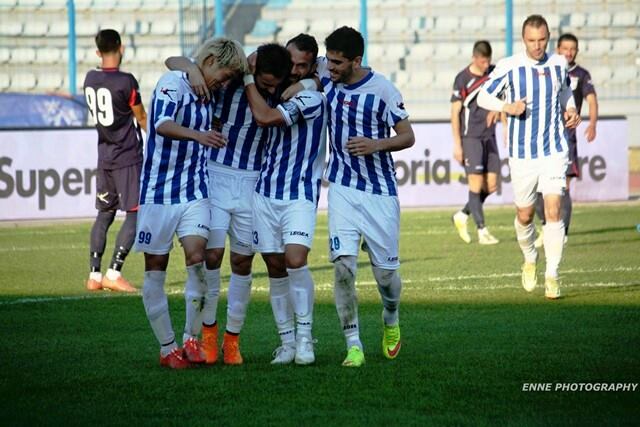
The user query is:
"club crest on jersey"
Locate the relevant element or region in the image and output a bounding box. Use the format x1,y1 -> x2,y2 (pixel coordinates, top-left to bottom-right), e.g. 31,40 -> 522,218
397,102 -> 405,110
160,87 -> 176,99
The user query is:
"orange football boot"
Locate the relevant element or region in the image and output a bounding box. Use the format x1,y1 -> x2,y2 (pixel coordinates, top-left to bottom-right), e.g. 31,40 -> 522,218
101,276 -> 137,293
160,347 -> 190,369
222,332 -> 243,365
86,279 -> 102,291
201,324 -> 219,364
183,337 -> 206,364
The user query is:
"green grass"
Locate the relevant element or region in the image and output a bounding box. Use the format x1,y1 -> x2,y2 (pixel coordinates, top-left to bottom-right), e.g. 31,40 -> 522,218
1,205 -> 639,426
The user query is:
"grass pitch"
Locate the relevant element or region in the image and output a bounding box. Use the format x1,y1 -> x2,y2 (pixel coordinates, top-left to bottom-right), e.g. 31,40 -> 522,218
0,204 -> 638,426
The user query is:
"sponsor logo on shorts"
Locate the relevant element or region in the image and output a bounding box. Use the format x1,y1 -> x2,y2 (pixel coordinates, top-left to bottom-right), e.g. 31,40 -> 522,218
289,230 -> 309,238
97,192 -> 109,203
387,256 -> 399,262
197,223 -> 210,231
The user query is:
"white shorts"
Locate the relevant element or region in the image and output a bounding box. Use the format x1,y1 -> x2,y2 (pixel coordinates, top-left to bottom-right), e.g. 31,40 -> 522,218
134,198 -> 210,255
328,183 -> 400,270
509,154 -> 568,208
207,162 -> 259,256
252,192 -> 317,253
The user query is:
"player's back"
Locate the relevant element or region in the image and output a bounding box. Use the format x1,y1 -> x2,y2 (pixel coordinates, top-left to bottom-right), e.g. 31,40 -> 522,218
140,71 -> 210,205
256,90 -> 328,203
83,68 -> 143,169
319,64 -> 409,197
452,66 -> 495,138
209,79 -> 269,172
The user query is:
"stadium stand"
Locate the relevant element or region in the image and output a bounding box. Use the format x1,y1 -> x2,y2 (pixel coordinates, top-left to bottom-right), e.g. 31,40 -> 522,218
0,0 -> 638,121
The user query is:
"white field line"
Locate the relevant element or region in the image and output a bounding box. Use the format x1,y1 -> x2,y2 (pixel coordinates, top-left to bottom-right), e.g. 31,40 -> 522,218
1,266 -> 638,306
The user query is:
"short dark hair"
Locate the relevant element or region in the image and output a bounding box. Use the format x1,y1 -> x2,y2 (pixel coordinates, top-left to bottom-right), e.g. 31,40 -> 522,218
522,14 -> 549,37
286,33 -> 319,61
255,43 -> 292,79
95,29 -> 121,53
325,26 -> 364,60
557,33 -> 579,48
472,40 -> 492,58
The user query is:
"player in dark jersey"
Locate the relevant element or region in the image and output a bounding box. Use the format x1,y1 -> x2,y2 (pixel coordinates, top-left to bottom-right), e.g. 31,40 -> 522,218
451,41 -> 501,245
534,33 -> 598,247
83,29 -> 147,292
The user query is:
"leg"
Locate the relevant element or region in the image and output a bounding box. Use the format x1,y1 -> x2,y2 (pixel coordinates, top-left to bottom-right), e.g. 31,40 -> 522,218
88,209 -> 116,287
285,244 -> 315,365
101,210 -> 137,292
334,255 -> 361,350
142,253 -> 177,355
372,265 -> 403,359
562,177 -> 573,237
467,173 -> 486,229
221,251 -> 254,365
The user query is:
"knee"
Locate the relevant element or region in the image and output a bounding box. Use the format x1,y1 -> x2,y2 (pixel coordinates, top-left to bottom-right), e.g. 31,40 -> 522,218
230,253 -> 254,275
263,255 -> 287,278
285,253 -> 307,270
185,251 -> 205,266
516,209 -> 534,225
205,248 -> 224,269
334,256 -> 357,285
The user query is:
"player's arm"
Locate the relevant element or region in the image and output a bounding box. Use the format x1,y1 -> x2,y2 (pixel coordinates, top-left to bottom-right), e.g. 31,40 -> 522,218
165,56 -> 210,101
559,73 -> 580,129
584,93 -> 598,142
450,100 -> 464,165
347,119 -> 414,156
131,103 -> 147,133
281,77 -> 321,101
243,76 -> 287,127
156,121 -> 227,148
477,59 -> 526,116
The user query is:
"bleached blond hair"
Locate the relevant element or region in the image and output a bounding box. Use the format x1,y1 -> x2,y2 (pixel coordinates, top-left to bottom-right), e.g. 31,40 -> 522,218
194,37 -> 247,74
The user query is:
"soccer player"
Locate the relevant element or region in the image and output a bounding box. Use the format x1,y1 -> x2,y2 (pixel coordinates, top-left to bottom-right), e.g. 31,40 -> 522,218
166,44 -> 292,365
310,26 -> 414,367
450,40 -> 501,245
83,29 -> 147,293
137,37 -> 247,369
477,15 -> 581,299
243,34 -> 327,365
533,33 -> 598,247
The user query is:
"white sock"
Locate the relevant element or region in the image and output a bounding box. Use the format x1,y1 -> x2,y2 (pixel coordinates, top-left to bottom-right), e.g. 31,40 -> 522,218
105,268 -> 121,281
543,220 -> 565,279
269,276 -> 295,346
372,266 -> 402,326
514,217 -> 538,264
334,256 -> 362,350
288,265 -> 315,340
89,272 -> 102,282
142,270 -> 175,354
201,267 -> 221,328
226,273 -> 252,334
183,263 -> 206,343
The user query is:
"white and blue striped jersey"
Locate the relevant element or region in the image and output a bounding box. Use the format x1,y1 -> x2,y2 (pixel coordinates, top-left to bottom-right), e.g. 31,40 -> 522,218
255,90 -> 328,204
483,52 -> 571,159
318,57 -> 409,197
140,71 -> 210,205
209,79 -> 269,171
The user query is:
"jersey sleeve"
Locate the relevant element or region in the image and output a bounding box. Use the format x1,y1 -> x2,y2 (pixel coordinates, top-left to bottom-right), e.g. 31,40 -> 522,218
152,72 -> 182,128
276,90 -> 324,127
581,69 -> 596,98
316,56 -> 331,89
450,72 -> 465,103
381,80 -> 409,128
128,75 -> 142,107
482,57 -> 510,97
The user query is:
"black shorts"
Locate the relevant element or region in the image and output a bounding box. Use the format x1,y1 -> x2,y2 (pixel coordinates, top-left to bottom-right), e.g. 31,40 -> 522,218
95,163 -> 141,212
462,135 -> 500,175
565,138 -> 579,178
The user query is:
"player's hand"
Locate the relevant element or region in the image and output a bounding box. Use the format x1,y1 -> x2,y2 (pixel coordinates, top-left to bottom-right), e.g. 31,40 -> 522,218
503,98 -> 526,116
196,130 -> 227,148
346,137 -> 377,156
486,111 -> 500,127
453,143 -> 463,166
187,66 -> 209,102
585,123 -> 597,142
247,52 -> 257,74
564,108 -> 581,129
281,82 -> 304,101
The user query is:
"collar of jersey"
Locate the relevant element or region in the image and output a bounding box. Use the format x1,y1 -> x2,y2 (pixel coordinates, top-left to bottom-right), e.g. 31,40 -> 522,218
343,70 -> 374,90
522,52 -> 549,66
100,67 -> 119,72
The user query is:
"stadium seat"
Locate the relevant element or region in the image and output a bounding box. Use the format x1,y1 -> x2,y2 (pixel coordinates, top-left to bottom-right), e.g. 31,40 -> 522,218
434,70 -> 454,89
124,21 -> 150,35
100,23 -> 126,35
49,21 -> 68,37
386,43 -> 408,62
587,11 -> 611,28
460,15 -> 484,32
612,38 -> 638,56
492,41 -> 506,59
36,48 -> 62,64
434,43 -> 460,61
151,20 -> 176,36
392,70 -> 410,87
76,21 -> 99,37
12,48 -> 37,63
279,18 -> 308,41
611,66 -> 638,84
367,44 -> 386,63
10,72 -> 37,91
589,66 -> 611,86
0,74 -> 10,91
117,0 -> 144,10
73,0 -> 94,9
17,0 -> 43,10
611,10 -> 638,27
135,46 -> 160,62
409,43 -> 434,58
1,22 -> 24,37
585,39 -> 612,57
22,21 -> 49,37
434,16 -> 459,33
0,48 -> 10,63
37,73 -> 63,91
568,12 -> 586,29
41,0 -> 65,9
